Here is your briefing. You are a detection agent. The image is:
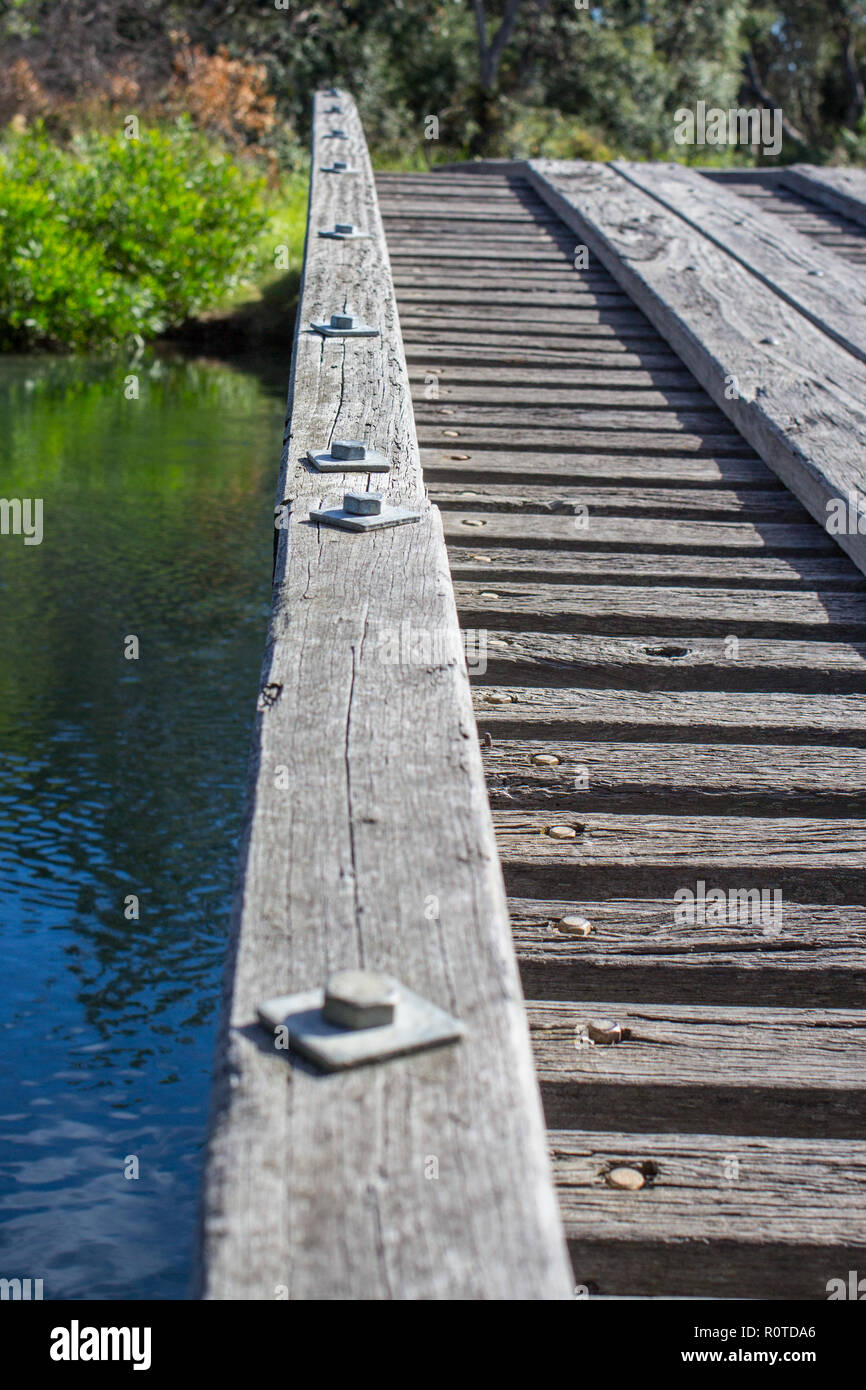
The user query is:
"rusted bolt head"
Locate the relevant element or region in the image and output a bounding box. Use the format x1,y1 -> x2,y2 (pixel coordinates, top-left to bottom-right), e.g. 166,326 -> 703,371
323,969 -> 400,1030
606,1166 -> 644,1191
330,310 -> 356,330
587,1018 -> 622,1045
331,439 -> 366,461
344,491 -> 382,516
557,915 -> 592,937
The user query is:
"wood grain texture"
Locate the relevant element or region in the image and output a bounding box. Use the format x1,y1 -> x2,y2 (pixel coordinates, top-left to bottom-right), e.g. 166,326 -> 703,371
436,489 -> 803,524
511,898 -> 866,1008
441,510 -> 834,553
527,159 -> 866,576
468,631 -> 866,694
449,547 -> 863,590
529,1000 -> 866,1137
482,739 -> 866,815
196,93 -> 571,1302
454,580 -> 866,638
551,1129 -> 866,1299
493,810 -> 866,901
471,686 -> 866,743
424,452 -> 775,488
617,162 -> 866,365
780,164 -> 866,229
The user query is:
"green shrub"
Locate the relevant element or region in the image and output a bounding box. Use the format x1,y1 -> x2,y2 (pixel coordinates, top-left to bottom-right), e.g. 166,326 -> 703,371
0,121 -> 267,350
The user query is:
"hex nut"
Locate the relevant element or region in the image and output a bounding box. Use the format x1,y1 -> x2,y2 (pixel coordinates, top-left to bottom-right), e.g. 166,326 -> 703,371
344,491 -> 383,516
323,969 -> 400,1030
331,440 -> 366,461
330,311 -> 355,330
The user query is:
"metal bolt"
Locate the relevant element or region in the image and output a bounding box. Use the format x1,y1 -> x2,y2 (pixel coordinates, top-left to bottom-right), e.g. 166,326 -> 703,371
606,1166 -> 644,1191
323,969 -> 400,1030
532,753 -> 560,766
331,440 -> 366,462
329,128 -> 348,138
587,1018 -> 621,1045
343,491 -> 383,516
330,311 -> 355,330
548,824 -> 577,840
334,222 -> 355,235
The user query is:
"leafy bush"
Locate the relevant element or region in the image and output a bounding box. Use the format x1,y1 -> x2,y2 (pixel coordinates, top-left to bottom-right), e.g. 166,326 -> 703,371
0,121 -> 267,349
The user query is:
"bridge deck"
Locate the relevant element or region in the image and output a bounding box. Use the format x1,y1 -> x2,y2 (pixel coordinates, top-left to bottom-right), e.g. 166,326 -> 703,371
378,163 -> 866,1299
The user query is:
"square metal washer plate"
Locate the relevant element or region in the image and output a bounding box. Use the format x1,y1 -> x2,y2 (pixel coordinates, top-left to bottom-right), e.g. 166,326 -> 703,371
257,981 -> 465,1071
311,321 -> 380,337
309,502 -> 420,531
307,448 -> 390,472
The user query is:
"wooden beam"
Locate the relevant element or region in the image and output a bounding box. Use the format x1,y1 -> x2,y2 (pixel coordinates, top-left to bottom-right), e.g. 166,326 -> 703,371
780,164 -> 866,230
196,90 -> 571,1301
551,1129 -> 866,1299
614,162 -> 866,366
526,160 -> 866,577
530,1000 -> 866,1137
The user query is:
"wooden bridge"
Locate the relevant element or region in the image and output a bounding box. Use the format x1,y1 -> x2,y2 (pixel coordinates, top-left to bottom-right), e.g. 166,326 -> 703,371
195,93 -> 866,1301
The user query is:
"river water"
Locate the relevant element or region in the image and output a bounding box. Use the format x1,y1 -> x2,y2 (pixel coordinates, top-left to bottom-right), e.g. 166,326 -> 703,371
0,350 -> 286,1298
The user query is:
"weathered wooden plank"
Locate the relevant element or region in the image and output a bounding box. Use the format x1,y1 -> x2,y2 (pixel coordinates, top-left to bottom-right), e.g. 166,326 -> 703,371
197,90 -> 571,1302
454,581 -> 866,639
471,686 -> 866,743
415,405 -> 742,437
443,511 -> 833,552
529,1000 -> 866,1137
483,739 -> 866,815
470,633 -> 866,694
405,345 -> 686,369
527,159 -> 866,576
423,425 -> 775,458
449,547 -> 862,590
433,484 -> 807,519
494,809 -> 866,901
426,453 -> 772,487
780,164 -> 866,230
412,365 -> 701,388
511,898 -> 866,1007
416,384 -> 714,410
552,1129 -> 866,1299
400,289 -> 631,310
617,162 -> 866,365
